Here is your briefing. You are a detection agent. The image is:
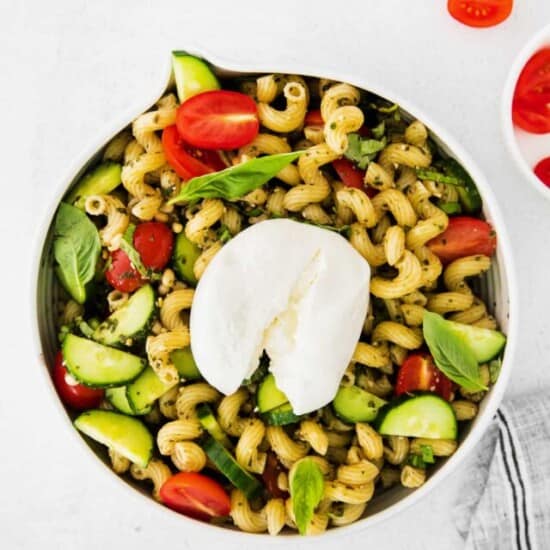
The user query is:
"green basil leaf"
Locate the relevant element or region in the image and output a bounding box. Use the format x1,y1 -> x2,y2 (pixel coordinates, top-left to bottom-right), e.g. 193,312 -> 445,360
53,202 -> 101,304
371,121 -> 385,139
408,454 -> 426,469
423,311 -> 487,392
416,168 -> 463,186
169,152 -> 303,203
119,224 -> 160,280
440,158 -> 482,213
420,444 -> 435,464
289,458 -> 325,536
344,133 -> 386,169
437,201 -> 462,215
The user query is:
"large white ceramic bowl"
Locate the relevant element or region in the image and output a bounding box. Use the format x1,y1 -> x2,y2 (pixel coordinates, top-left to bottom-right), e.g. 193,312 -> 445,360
33,49 -> 517,539
502,23 -> 550,201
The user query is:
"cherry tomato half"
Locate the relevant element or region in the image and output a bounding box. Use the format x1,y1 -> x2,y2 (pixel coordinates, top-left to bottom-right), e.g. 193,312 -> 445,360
261,452 -> 288,499
162,125 -> 226,180
105,249 -> 144,293
514,47 -> 550,103
427,216 -> 497,265
395,353 -> 455,401
52,351 -> 104,410
133,222 -> 174,271
159,472 -> 231,521
304,109 -> 323,127
512,96 -> 550,134
447,0 -> 513,28
176,90 -> 259,150
534,156 -> 550,188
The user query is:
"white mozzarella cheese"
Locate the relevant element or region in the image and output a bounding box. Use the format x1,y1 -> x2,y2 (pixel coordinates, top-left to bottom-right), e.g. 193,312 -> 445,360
190,219 -> 370,414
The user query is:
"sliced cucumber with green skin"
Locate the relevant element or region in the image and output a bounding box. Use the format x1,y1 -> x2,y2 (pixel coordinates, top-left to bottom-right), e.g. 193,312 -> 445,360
202,435 -> 263,499
172,233 -> 202,285
376,394 -> 457,440
126,366 -> 176,414
172,52 -> 220,103
105,386 -> 152,416
257,374 -> 289,413
66,162 -> 122,210
92,284 -> 156,346
261,402 -> 302,426
332,386 -> 387,423
197,404 -> 233,448
74,409 -> 153,467
62,334 -> 146,388
171,348 -> 201,380
444,321 -> 506,363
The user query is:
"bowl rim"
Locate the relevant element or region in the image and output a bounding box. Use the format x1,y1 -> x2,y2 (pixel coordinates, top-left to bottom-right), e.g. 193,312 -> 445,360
501,22 -> 550,201
31,46 -> 518,541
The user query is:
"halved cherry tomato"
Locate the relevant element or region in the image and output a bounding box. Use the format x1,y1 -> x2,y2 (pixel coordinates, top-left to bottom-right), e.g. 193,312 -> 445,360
534,156 -> 550,188
427,216 -> 497,265
514,48 -> 550,102
159,472 -> 231,521
261,452 -> 288,499
447,0 -> 513,28
332,158 -> 377,197
52,351 -> 104,410
304,109 -> 323,126
133,222 -> 174,271
105,249 -> 144,293
395,353 -> 455,401
176,90 -> 259,150
512,96 -> 550,134
162,125 -> 226,180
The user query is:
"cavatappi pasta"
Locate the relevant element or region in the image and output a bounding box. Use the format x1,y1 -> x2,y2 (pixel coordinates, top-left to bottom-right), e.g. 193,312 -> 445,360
52,69 -> 505,536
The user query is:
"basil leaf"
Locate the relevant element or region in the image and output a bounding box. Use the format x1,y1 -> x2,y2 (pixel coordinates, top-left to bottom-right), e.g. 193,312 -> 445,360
371,121 -> 385,139
420,444 -> 435,464
344,133 -> 386,169
53,202 -> 101,304
169,152 -> 303,203
440,158 -> 482,213
416,168 -> 463,186
290,458 -> 324,536
423,311 -> 487,392
408,454 -> 426,469
437,201 -> 462,215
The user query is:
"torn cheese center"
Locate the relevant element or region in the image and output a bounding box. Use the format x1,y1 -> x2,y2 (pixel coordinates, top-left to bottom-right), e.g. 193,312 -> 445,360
190,219 -> 370,415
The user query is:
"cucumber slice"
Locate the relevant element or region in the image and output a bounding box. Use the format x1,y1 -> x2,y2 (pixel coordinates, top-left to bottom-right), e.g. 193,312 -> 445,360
197,404 -> 233,448
444,321 -> 506,363
332,386 -> 387,423
201,435 -> 263,499
172,233 -> 202,285
261,402 -> 302,426
376,394 -> 457,440
66,162 -> 122,210
172,52 -> 220,103
105,386 -> 152,415
62,334 -> 146,388
171,348 -> 201,380
257,374 -> 288,413
92,284 -> 156,346
126,366 -> 176,413
74,409 -> 153,467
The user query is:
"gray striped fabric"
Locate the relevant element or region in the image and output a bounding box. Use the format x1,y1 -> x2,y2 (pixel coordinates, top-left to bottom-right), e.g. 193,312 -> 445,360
453,391 -> 550,549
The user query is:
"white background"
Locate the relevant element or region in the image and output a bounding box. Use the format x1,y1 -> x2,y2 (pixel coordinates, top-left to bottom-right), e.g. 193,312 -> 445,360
3,0 -> 550,548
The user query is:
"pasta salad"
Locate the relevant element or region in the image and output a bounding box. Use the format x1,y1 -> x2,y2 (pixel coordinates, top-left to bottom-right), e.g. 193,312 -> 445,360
49,52 -> 506,536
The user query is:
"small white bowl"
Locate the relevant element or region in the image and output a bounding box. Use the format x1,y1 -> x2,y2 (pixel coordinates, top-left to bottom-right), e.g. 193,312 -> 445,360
502,23 -> 550,200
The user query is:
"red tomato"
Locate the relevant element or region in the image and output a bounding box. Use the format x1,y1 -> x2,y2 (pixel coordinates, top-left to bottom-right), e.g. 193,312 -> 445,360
332,158 -> 377,197
447,0 -> 513,28
534,156 -> 550,188
159,472 -> 231,521
176,90 -> 259,150
105,249 -> 144,292
133,222 -> 174,271
261,452 -> 288,499
395,353 -> 455,401
514,48 -> 550,102
162,125 -> 226,180
427,216 -> 497,265
52,351 -> 104,410
512,96 -> 550,134
304,109 -> 323,126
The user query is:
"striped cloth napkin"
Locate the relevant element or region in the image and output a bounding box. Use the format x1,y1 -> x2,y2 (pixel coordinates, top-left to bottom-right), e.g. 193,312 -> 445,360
453,391 -> 550,549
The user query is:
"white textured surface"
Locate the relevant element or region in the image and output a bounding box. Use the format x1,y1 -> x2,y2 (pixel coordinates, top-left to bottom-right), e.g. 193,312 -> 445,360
4,0 -> 550,548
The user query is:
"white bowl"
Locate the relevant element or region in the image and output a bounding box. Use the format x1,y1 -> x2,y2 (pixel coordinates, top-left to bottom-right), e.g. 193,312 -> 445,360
502,23 -> 550,201
32,49 -> 518,539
